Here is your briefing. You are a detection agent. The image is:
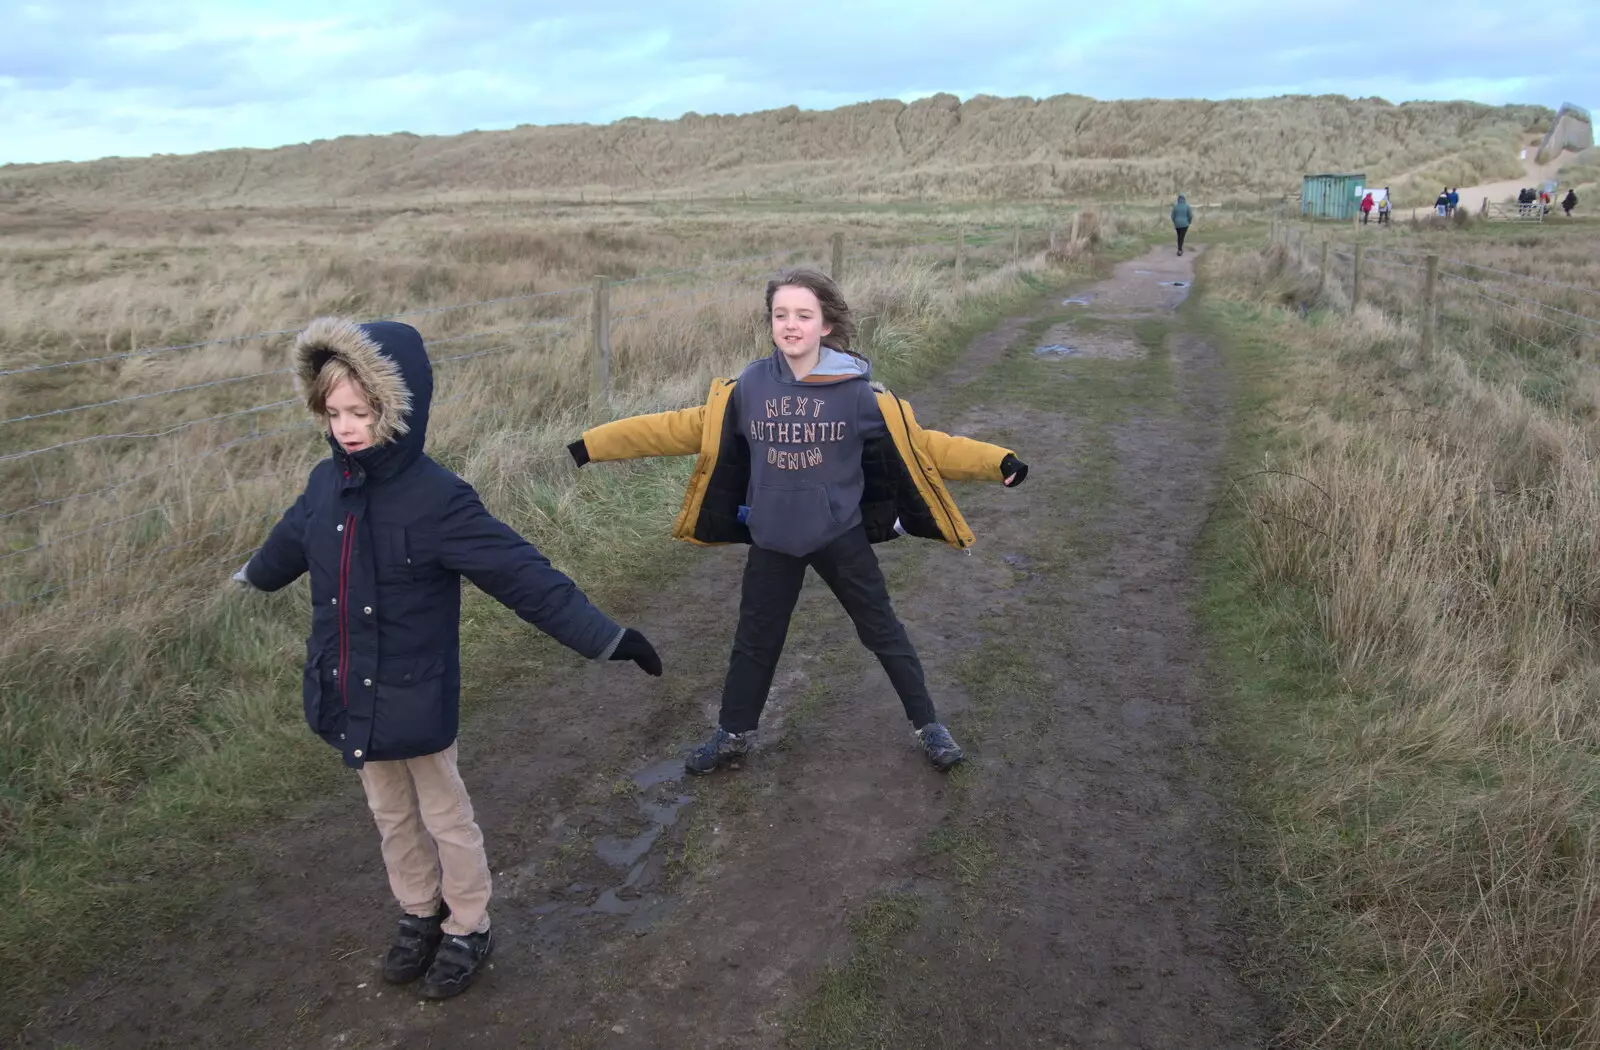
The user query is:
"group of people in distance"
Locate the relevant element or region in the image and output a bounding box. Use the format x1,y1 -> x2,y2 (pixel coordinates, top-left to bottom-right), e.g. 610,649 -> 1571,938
1357,185 -> 1582,223
1360,189 -> 1394,225
231,266 -> 1029,998
1519,186 -> 1581,218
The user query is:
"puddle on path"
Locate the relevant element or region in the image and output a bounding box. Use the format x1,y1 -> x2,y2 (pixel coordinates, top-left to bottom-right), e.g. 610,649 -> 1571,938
1034,323 -> 1148,362
631,757 -> 687,790
594,795 -> 693,868
526,755 -> 693,938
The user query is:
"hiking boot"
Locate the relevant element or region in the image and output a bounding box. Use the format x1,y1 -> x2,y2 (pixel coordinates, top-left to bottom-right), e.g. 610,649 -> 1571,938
419,929 -> 493,999
382,906 -> 448,984
685,726 -> 752,775
916,723 -> 964,771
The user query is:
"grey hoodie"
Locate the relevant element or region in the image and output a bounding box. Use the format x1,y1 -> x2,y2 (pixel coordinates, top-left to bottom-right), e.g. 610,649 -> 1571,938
733,345 -> 888,558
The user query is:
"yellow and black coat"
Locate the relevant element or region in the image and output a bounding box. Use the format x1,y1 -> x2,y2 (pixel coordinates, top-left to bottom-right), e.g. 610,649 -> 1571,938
579,378 -> 1012,550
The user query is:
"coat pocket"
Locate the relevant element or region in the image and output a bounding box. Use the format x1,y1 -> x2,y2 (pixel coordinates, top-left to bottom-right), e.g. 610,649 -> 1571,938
369,654 -> 451,757
374,525 -> 412,585
301,650 -> 343,736
376,524 -> 441,584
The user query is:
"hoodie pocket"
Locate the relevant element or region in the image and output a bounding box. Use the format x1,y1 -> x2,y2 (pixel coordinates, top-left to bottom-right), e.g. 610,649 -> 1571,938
746,483 -> 837,555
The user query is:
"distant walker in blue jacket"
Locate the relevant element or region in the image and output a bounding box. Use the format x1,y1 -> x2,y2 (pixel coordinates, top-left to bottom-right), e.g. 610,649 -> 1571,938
1171,194 -> 1193,256
236,317 -> 662,999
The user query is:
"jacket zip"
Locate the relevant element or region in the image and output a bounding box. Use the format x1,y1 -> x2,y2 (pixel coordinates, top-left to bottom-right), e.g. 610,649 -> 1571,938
337,511 -> 355,708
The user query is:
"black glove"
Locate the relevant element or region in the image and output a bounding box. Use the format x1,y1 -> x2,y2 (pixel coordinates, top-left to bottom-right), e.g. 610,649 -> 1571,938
567,439 -> 590,467
1001,453 -> 1028,487
610,628 -> 662,677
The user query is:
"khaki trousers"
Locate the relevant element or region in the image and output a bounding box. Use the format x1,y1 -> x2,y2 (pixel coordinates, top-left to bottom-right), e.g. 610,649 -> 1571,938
357,743 -> 491,937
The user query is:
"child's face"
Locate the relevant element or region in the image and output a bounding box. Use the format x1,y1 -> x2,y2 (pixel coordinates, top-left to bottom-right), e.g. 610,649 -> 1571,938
770,285 -> 832,363
326,377 -> 376,453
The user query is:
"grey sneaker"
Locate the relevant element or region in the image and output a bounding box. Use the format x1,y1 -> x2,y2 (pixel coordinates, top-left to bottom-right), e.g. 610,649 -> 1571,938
916,723 -> 964,771
686,726 -> 752,775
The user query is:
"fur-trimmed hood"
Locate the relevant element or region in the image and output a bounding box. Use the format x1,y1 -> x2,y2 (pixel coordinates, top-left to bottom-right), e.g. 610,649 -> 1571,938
294,318 -> 433,479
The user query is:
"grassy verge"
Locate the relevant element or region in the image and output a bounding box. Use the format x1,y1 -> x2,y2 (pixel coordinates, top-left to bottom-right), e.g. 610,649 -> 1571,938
1195,228 -> 1600,1048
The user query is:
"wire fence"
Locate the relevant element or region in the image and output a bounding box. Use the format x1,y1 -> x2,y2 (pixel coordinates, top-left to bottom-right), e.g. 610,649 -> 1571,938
0,223 -> 1064,623
1270,220 -> 1600,370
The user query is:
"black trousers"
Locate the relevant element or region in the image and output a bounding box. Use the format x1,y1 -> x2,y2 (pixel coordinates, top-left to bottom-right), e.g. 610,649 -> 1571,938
718,526 -> 937,733
1176,225 -> 1188,251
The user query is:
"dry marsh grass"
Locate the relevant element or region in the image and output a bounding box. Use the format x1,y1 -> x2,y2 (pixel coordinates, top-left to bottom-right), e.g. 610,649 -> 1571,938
1204,222 -> 1600,1047
0,94 -> 1548,208
0,198 -> 1125,1029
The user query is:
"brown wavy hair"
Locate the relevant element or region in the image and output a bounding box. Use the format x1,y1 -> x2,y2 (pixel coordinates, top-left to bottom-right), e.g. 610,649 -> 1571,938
765,267 -> 856,351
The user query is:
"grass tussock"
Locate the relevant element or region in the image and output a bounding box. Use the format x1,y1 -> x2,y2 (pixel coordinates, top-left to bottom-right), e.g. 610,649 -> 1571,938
0,94 -> 1547,207
1202,223 -> 1600,1047
784,891 -> 926,1050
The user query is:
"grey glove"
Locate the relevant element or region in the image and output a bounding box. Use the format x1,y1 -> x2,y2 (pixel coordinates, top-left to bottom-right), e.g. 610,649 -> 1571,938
231,564 -> 259,590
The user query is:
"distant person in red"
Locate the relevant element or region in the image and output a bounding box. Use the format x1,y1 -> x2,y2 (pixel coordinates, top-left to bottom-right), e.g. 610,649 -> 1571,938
1360,192 -> 1374,225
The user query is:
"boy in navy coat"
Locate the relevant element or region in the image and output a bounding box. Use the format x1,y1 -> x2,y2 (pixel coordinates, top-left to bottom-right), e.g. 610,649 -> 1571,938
237,318 -> 661,998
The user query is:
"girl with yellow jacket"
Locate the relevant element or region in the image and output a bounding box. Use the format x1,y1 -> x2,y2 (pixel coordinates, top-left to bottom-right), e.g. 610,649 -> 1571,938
568,268 -> 1027,774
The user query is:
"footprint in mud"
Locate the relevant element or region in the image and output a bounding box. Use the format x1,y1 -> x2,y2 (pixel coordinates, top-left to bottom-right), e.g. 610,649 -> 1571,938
1002,552 -> 1042,581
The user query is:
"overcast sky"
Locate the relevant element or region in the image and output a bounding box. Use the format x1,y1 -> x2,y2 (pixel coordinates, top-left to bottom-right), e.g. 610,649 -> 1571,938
4,0 -> 1596,165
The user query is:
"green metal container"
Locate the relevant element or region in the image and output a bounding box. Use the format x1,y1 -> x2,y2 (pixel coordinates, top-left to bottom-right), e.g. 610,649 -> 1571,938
1301,172 -> 1368,220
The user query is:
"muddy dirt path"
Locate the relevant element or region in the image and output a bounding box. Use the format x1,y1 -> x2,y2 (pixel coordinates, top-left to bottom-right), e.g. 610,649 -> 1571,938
22,244 -> 1262,1049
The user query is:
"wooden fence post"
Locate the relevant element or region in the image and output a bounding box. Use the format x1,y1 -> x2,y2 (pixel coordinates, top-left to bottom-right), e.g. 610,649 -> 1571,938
1070,211 -> 1082,245
1422,254 -> 1439,356
831,232 -> 844,282
591,276 -> 611,405
1319,240 -> 1329,300
955,227 -> 966,291
1352,244 -> 1365,310
1013,223 -> 1021,260
1049,226 -> 1059,252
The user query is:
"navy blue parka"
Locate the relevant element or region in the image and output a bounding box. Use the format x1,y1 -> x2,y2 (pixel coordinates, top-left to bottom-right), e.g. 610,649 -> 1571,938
245,318 -> 624,768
